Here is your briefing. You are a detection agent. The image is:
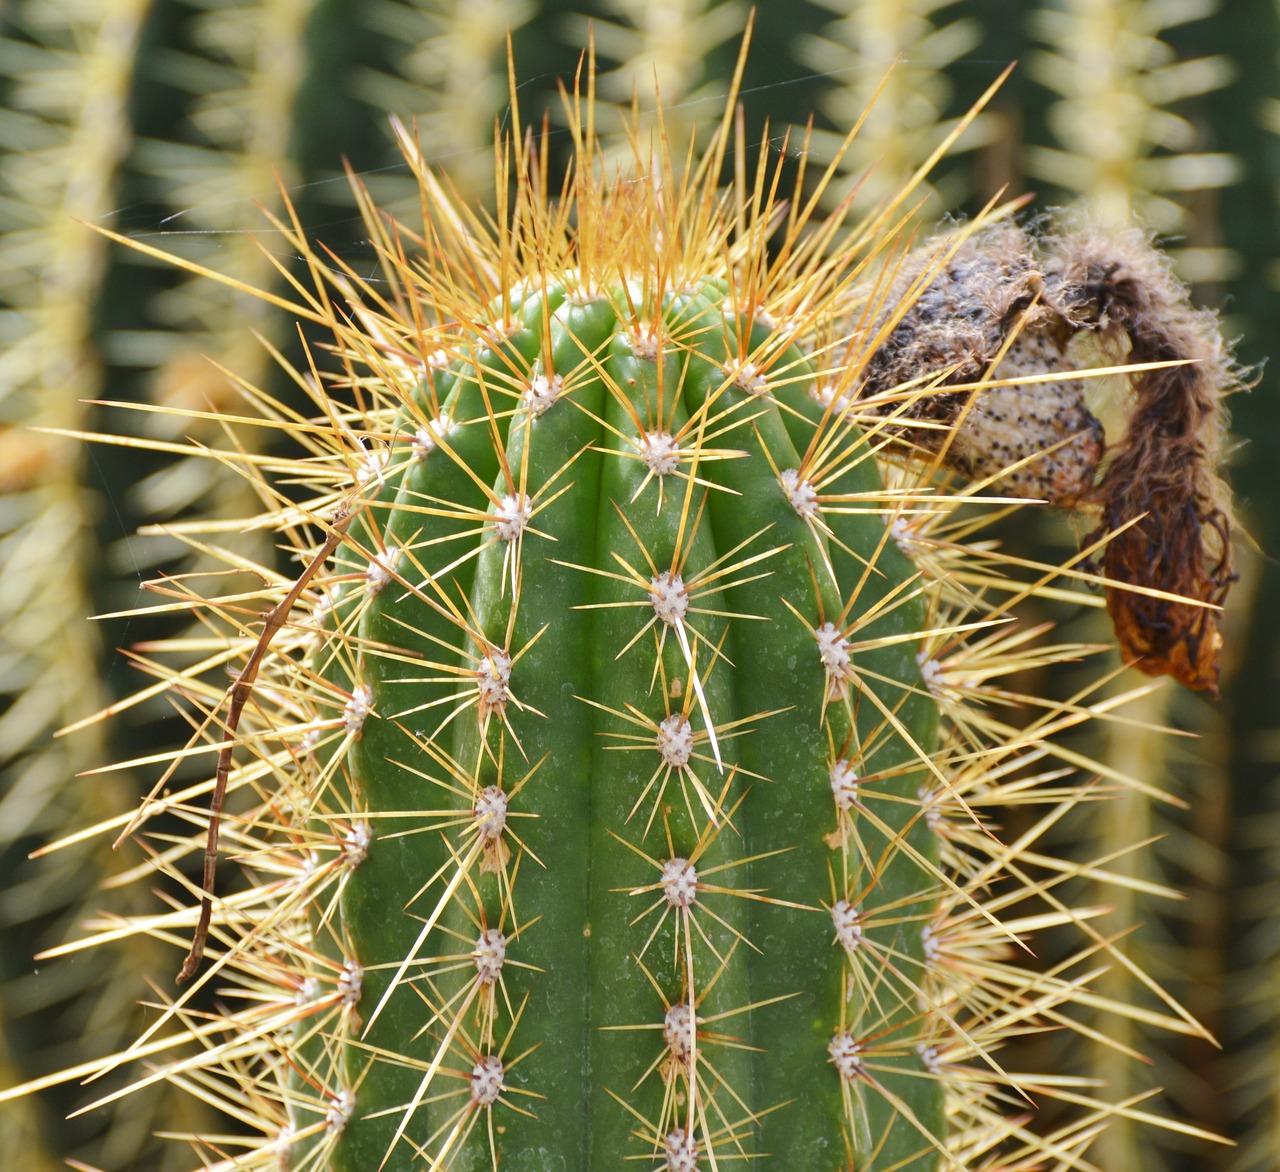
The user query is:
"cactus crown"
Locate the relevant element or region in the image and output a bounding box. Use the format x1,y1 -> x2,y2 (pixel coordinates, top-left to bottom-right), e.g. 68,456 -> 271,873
3,34 -> 1234,1172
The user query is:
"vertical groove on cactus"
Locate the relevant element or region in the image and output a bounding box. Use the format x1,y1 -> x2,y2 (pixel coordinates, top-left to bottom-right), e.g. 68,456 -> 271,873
0,36 -> 1243,1172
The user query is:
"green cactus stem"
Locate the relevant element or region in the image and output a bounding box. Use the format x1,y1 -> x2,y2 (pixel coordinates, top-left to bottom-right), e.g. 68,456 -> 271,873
297,220 -> 945,1165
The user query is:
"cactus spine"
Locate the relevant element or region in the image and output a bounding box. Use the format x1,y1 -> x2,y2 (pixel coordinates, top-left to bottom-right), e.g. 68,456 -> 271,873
0,38 -> 1233,1172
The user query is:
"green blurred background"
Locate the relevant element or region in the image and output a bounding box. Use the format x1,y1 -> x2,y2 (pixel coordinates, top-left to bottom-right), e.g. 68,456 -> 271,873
0,1 -> 1276,1168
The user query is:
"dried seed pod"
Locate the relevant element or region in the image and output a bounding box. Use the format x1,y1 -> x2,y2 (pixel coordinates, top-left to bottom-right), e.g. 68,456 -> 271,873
856,223 -> 1106,506
855,221 -> 1239,694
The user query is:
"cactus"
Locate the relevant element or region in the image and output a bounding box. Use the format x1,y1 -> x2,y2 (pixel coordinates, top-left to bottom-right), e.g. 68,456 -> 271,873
0,30 -> 1244,1172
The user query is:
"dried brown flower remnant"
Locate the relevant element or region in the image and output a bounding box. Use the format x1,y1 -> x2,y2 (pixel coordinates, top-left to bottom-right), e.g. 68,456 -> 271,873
1060,230 -> 1236,695
855,221 -> 1238,694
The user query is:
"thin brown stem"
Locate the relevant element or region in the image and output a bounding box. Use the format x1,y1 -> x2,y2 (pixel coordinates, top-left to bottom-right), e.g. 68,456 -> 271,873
177,505 -> 357,983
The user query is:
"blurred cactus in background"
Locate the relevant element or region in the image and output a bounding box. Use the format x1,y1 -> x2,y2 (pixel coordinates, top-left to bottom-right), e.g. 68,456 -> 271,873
797,0 -> 987,216
0,1 -> 1276,1169
0,3 -> 214,1167
352,0 -> 531,204
1027,0 -> 1240,276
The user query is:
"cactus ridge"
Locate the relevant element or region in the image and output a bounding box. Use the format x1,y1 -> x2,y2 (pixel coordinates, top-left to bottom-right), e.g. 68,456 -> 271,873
0,48 -> 1223,1172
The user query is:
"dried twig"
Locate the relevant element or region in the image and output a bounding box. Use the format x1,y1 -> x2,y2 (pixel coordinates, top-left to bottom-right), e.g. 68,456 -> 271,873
177,505 -> 357,983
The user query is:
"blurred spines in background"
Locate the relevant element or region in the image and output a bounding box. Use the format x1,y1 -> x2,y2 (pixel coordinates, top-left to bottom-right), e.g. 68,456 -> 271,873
354,0 -> 530,204
1028,0 -> 1240,282
563,0 -> 747,155
126,0 -> 313,529
1019,6 -> 1243,1169
0,2 -> 217,1168
798,0 -> 989,217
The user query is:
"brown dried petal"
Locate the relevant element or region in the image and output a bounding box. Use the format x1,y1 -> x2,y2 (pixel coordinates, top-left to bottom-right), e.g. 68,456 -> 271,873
1098,504 -> 1229,696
